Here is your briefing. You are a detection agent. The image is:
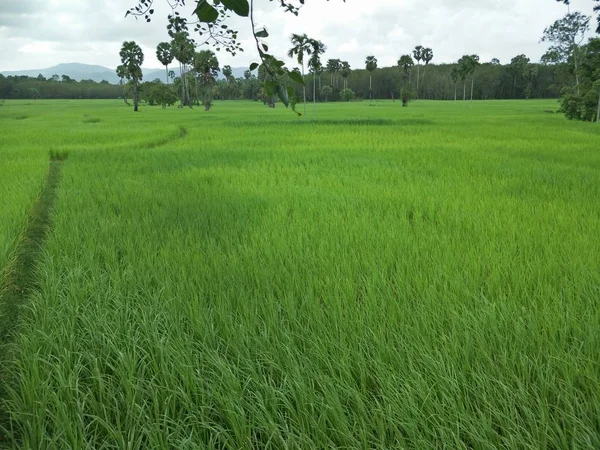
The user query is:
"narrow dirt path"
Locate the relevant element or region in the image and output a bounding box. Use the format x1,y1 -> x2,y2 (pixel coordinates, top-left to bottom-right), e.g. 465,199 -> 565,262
0,156 -> 64,445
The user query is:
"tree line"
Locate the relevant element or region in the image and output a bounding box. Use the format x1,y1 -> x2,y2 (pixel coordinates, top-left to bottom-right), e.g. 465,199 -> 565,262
0,56 -> 585,105
0,74 -> 122,100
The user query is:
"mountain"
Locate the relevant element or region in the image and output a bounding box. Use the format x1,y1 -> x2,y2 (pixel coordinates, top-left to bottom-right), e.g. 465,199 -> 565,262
1,63 -> 252,84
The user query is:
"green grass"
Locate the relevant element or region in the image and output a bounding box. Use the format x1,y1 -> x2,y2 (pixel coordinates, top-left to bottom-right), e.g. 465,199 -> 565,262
0,99 -> 599,448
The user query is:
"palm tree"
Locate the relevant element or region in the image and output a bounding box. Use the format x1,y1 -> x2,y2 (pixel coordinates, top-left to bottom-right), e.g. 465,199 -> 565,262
421,48 -> 434,96
365,56 -> 378,102
465,54 -> 480,101
307,39 -> 326,119
117,41 -> 144,111
171,31 -> 195,107
326,59 -> 340,87
457,55 -> 480,101
156,42 -> 174,84
222,65 -> 233,81
340,61 -> 351,90
116,67 -> 128,105
398,55 -> 414,106
412,45 -> 424,96
194,50 -> 220,110
450,66 -> 460,101
288,33 -> 312,117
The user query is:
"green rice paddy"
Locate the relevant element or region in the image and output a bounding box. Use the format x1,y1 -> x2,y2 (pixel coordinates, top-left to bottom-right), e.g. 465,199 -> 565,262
0,99 -> 599,448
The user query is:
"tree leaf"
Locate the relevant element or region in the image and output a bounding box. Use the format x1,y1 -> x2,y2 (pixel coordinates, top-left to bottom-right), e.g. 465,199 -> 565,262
287,70 -> 305,86
249,62 -> 258,71
194,0 -> 219,23
220,0 -> 249,17
255,27 -> 269,38
278,83 -> 289,107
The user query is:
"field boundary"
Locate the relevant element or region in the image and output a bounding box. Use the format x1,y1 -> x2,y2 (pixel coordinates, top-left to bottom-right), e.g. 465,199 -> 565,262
0,157 -> 64,445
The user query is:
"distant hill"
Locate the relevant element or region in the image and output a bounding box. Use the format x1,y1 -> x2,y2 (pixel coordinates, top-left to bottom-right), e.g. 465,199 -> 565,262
1,62 -> 251,84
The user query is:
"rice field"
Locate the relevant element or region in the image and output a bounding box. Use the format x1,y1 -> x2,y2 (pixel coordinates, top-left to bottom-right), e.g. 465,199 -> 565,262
0,99 -> 599,449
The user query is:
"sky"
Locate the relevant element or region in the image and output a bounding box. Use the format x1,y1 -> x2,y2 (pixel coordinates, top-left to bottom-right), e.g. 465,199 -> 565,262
0,0 -> 598,71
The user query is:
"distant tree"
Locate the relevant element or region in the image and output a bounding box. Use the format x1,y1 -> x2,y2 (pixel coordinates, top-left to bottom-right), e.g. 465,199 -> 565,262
340,88 -> 355,102
457,54 -> 480,101
36,74 -> 45,81
50,74 -> 60,82
194,50 -> 220,110
559,37 -> 600,121
244,69 -> 252,80
117,41 -> 144,111
412,45 -> 424,95
150,83 -> 178,108
116,71 -> 129,104
307,38 -> 326,118
28,87 -> 40,99
326,59 -> 341,88
321,85 -> 333,101
100,80 -> 110,84
61,75 -> 75,83
156,42 -> 174,84
541,12 -> 591,90
398,55 -> 415,106
491,58 -> 501,65
340,61 -> 351,91
171,31 -> 195,107
288,33 -> 312,117
365,56 -> 378,102
222,65 -> 233,81
509,54 -> 530,97
556,0 -> 599,33
523,63 -> 539,99
421,48 -> 434,92
450,65 -> 460,101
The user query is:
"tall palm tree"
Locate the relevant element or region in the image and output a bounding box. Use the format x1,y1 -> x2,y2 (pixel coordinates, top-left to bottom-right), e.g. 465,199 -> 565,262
117,41 -> 144,111
365,56 -> 378,102
412,45 -> 424,96
222,65 -> 233,81
171,31 -> 195,107
421,48 -> 434,97
450,65 -> 460,101
468,54 -> 480,102
340,61 -> 351,90
288,33 -> 312,117
307,39 -> 326,120
457,55 -> 480,101
398,54 -> 414,106
156,42 -> 174,84
326,59 -> 337,86
194,50 -> 220,110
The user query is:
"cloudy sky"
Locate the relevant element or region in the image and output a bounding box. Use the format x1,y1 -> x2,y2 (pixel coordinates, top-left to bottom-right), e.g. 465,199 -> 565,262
0,0 -> 597,71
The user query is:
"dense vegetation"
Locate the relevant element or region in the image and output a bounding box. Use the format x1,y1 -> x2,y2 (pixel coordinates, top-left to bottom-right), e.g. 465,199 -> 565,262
1,99 -> 599,448
0,59 -> 578,102
0,75 -> 122,100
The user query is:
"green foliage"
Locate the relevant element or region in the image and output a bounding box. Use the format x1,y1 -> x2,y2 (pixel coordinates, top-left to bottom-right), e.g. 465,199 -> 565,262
558,37 -> 600,121
400,85 -> 415,107
151,83 -> 179,108
398,55 -> 414,77
365,55 -> 378,73
117,41 -> 144,111
339,88 -> 354,101
156,42 -> 173,68
321,85 -> 333,101
541,12 -> 591,63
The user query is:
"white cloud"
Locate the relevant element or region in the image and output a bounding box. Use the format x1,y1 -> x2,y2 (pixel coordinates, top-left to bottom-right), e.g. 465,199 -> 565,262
0,0 -> 597,71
